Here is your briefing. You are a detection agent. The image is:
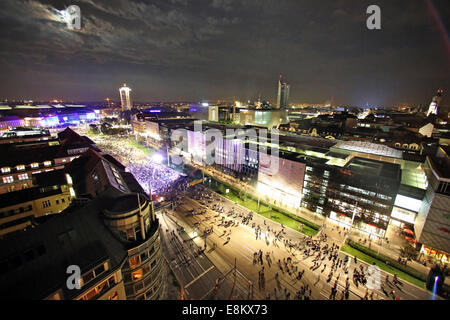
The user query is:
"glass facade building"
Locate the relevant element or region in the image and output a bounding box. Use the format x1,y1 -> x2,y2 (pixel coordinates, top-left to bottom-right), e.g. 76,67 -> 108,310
301,157 -> 401,237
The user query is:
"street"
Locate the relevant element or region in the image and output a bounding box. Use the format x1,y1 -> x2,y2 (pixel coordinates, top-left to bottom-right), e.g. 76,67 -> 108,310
161,183 -> 437,300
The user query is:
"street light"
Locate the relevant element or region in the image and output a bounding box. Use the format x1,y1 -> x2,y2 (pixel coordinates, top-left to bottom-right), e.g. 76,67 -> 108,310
344,201 -> 358,245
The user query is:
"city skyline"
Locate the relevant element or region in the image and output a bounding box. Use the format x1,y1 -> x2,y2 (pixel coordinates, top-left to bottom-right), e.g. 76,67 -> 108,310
0,0 -> 448,107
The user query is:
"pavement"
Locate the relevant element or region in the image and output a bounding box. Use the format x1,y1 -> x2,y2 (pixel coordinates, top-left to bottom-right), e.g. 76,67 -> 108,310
164,184 -> 438,300
195,163 -> 433,278
159,209 -> 249,300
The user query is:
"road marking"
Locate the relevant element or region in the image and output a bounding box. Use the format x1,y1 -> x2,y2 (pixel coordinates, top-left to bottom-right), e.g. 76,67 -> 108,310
238,251 -> 253,263
184,265 -> 215,289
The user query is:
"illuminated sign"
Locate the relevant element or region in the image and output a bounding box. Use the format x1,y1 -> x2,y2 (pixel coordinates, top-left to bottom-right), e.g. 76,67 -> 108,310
394,195 -> 422,213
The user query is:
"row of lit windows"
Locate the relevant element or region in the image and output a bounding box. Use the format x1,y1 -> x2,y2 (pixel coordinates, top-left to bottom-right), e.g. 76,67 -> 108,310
80,262 -> 109,287
128,245 -> 157,270
78,275 -> 116,300
1,162 -> 51,174
126,262 -> 162,298
2,173 -> 29,184
136,276 -> 162,300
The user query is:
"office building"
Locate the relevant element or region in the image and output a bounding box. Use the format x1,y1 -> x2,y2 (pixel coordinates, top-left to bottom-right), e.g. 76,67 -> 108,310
277,78 -> 290,109
119,84 -> 132,111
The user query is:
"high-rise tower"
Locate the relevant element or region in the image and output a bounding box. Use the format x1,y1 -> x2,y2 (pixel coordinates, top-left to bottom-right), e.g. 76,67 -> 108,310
119,84 -> 132,111
427,89 -> 443,117
276,75 -> 290,109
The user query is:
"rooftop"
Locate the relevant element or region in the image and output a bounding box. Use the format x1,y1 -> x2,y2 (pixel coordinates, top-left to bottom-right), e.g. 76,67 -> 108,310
0,187 -> 130,299
0,142 -> 65,168
333,140 -> 403,159
345,157 -> 401,181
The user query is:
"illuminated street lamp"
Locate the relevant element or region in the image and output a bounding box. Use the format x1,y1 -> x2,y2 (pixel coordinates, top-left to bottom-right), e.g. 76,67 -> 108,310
344,201 -> 358,245
152,153 -> 163,164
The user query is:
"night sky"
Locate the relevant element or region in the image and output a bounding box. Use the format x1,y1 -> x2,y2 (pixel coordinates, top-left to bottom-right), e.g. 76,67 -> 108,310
0,0 -> 449,107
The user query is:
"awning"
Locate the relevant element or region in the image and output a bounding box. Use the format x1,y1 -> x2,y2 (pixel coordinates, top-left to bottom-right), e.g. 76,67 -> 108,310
404,236 -> 417,244
403,228 -> 415,236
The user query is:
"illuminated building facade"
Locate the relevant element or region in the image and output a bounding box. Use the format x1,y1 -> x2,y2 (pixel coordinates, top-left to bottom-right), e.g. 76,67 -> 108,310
0,116 -> 23,132
426,89 -> 443,117
277,78 -> 290,109
238,109 -> 288,128
415,147 -> 450,264
257,150 -> 306,209
302,157 -> 401,237
0,170 -> 75,237
119,84 -> 132,111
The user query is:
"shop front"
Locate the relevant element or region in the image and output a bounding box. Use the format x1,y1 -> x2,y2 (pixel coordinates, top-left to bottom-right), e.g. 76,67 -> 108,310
420,245 -> 449,265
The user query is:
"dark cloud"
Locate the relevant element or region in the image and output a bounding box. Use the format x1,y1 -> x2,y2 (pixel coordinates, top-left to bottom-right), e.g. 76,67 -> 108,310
0,0 -> 448,106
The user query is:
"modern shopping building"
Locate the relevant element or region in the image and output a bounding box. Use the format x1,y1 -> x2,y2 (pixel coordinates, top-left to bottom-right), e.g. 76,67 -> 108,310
415,146 -> 450,264
301,156 -> 401,237
257,149 -> 306,209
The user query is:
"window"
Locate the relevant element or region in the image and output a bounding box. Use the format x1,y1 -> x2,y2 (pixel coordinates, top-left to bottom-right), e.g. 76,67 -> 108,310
2,176 -> 13,184
132,269 -> 143,281
31,163 -> 39,168
140,251 -> 148,262
55,200 -> 59,205
1,167 -> 11,173
84,287 -> 97,300
61,198 -> 65,203
126,228 -> 135,241
82,271 -> 95,284
134,282 -> 144,292
16,165 -> 25,171
142,264 -> 150,276
43,161 -> 51,167
107,292 -> 119,300
129,256 -> 140,269
18,173 -> 28,181
144,276 -> 153,287
94,264 -> 105,276
42,200 -> 51,208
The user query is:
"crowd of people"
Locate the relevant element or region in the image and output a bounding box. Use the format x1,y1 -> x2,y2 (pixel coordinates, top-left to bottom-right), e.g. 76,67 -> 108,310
126,163 -> 185,195
81,132 -> 189,198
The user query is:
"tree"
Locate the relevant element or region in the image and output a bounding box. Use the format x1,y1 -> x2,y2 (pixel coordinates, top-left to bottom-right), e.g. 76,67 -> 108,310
400,242 -> 418,261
